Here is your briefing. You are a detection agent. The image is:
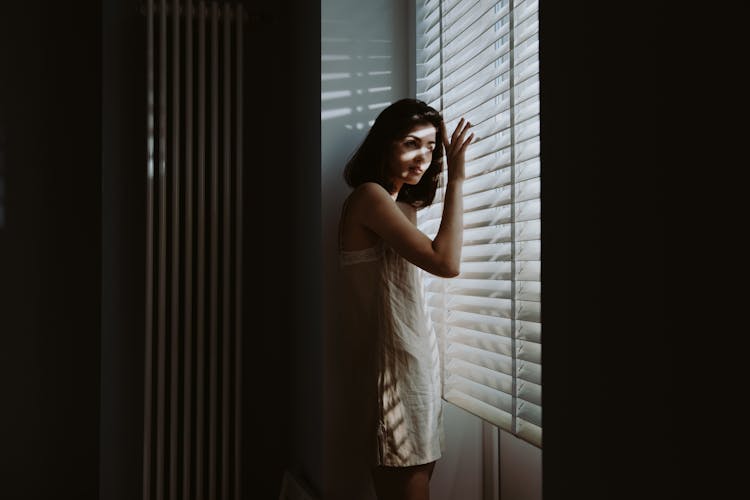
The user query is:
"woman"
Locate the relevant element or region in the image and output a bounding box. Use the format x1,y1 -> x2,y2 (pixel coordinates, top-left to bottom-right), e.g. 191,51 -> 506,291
338,98 -> 473,499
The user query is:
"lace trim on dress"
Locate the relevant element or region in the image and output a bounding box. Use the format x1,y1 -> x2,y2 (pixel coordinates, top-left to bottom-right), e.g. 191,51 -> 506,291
339,244 -> 383,266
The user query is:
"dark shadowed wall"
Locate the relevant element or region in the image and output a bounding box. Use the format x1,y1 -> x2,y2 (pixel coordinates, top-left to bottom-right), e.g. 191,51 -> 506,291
540,3 -> 676,499
2,1 -> 321,499
99,0 -> 322,499
0,1 -> 102,499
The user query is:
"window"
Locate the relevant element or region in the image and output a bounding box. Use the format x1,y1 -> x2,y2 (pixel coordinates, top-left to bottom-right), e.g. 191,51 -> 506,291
415,0 -> 541,447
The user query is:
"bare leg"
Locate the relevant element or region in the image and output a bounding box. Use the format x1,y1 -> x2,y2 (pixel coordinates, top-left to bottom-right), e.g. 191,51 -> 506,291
371,461 -> 436,500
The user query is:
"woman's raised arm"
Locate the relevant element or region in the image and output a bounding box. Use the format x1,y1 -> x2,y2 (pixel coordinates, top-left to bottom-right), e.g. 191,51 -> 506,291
350,119 -> 473,277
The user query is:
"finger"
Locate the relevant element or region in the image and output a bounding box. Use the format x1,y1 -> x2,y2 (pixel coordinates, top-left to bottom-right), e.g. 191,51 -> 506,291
457,133 -> 474,155
441,121 -> 450,149
460,132 -> 475,151
451,117 -> 465,143
456,120 -> 472,145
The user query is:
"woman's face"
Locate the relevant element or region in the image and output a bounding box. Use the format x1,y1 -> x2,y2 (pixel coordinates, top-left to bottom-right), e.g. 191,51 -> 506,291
387,123 -> 437,188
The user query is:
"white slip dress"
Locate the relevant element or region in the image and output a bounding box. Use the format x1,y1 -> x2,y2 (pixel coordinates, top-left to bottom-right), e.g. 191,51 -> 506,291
338,196 -> 444,467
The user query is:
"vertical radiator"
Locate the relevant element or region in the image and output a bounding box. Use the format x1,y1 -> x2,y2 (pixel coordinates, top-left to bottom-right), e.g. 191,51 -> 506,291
143,1 -> 244,499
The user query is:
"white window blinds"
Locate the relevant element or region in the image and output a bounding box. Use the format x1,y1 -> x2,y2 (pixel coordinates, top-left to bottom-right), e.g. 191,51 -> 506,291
415,0 -> 541,447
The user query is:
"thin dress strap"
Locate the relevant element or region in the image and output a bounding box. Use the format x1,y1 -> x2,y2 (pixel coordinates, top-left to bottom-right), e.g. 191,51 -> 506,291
338,193 -> 352,253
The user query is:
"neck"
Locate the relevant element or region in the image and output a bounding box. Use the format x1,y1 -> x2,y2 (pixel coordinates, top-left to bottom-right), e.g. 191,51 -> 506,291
389,180 -> 403,201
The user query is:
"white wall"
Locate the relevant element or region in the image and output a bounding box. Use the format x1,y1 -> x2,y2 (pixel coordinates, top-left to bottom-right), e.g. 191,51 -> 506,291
499,430 -> 542,500
429,403 -> 485,500
431,407 -> 542,500
321,0 -> 409,498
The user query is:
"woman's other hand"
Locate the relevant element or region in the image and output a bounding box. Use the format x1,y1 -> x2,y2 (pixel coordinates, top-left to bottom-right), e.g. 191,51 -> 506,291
441,117 -> 474,183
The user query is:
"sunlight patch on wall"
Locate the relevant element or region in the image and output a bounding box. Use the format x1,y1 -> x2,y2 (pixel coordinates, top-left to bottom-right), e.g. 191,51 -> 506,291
367,102 -> 390,110
321,90 -> 352,102
321,72 -> 351,81
321,54 -> 351,62
321,107 -> 353,120
367,86 -> 392,93
321,0 -> 404,132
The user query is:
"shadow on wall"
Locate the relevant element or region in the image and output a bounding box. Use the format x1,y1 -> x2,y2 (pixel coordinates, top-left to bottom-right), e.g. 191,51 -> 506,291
321,31 -> 395,158
320,1 -> 408,499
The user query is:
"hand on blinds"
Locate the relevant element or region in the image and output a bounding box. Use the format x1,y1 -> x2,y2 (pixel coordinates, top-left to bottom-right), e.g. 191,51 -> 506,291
441,118 -> 474,183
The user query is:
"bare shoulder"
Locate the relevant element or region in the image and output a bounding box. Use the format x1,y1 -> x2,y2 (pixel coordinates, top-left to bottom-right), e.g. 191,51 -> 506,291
347,182 -> 391,213
347,183 -> 417,224
350,182 -> 389,201
341,183 -> 389,248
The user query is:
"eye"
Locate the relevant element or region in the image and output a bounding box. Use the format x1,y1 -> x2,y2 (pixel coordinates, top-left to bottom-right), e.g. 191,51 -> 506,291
405,139 -> 417,147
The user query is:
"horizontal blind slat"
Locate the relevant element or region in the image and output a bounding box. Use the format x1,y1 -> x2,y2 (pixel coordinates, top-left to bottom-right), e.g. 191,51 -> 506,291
443,0 -> 507,45
516,399 -> 541,427
516,418 -> 542,447
448,328 -> 512,358
444,390 -> 513,432
441,48 -> 538,113
446,374 -> 513,413
517,379 -> 542,406
443,343 -> 542,383
432,295 -> 541,323
446,356 -> 543,407
441,8 -> 538,86
435,317 -> 542,344
436,311 -> 511,336
445,328 -> 541,362
419,180 -> 540,223
443,7 -> 510,63
462,209 -> 538,236
426,278 -> 541,302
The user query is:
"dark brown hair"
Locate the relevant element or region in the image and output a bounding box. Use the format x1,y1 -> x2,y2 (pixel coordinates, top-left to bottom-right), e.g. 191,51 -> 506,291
343,98 -> 444,208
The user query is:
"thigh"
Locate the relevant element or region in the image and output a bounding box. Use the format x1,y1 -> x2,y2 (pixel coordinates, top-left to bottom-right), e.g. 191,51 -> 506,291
371,461 -> 436,500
